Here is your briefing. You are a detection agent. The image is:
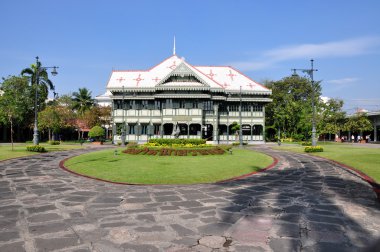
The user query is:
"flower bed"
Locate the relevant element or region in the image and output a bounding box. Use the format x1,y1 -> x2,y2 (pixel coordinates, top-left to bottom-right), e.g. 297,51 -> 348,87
147,138 -> 207,147
123,146 -> 226,156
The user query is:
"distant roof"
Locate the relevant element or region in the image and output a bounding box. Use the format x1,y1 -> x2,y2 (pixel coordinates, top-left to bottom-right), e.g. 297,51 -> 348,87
95,90 -> 112,101
367,110 -> 380,116
106,55 -> 270,93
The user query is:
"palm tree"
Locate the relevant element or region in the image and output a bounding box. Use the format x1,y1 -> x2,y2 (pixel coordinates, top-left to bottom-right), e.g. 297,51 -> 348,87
72,88 -> 94,116
21,61 -> 55,100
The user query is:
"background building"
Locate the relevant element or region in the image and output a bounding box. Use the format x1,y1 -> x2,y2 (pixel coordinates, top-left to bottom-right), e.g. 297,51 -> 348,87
104,54 -> 272,144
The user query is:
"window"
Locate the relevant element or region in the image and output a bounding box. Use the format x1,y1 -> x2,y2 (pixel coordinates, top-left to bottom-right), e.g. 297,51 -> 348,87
154,100 -> 161,110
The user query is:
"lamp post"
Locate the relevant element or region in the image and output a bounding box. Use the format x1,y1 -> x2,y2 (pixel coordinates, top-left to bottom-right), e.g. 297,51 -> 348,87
121,85 -> 126,147
292,59 -> 318,146
239,86 -> 243,147
33,56 -> 59,145
104,124 -> 110,140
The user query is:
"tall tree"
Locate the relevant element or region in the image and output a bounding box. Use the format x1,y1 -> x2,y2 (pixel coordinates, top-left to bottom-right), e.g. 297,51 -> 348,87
21,61 -> 54,108
0,76 -> 33,149
38,104 -> 75,141
318,98 -> 346,140
72,88 -> 94,116
265,76 -> 322,141
344,112 -> 373,136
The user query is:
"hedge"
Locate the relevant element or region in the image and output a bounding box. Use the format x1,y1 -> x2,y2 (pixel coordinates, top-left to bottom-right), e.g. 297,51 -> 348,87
26,145 -> 47,153
304,146 -> 324,153
123,147 -> 226,156
148,139 -> 206,146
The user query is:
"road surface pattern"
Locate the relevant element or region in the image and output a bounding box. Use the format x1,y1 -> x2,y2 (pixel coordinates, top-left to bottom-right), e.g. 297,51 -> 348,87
0,146 -> 379,252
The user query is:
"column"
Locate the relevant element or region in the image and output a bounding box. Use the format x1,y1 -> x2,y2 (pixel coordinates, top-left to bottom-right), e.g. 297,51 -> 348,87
227,106 -> 229,144
111,100 -> 116,144
262,105 -> 266,143
251,124 -> 253,141
187,123 -> 190,139
213,104 -> 219,143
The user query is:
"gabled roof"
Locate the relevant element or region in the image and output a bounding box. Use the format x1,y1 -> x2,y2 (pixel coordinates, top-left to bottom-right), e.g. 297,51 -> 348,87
106,55 -> 270,93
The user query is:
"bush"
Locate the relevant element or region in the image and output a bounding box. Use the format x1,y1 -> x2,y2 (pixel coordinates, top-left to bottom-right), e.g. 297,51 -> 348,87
88,126 -> 105,141
301,141 -> 312,146
304,146 -> 324,153
26,145 -> 47,153
148,139 -> 206,146
48,140 -> 60,145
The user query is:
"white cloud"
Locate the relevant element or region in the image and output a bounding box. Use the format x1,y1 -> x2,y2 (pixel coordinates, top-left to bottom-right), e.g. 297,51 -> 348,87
228,37 -> 380,71
327,77 -> 359,85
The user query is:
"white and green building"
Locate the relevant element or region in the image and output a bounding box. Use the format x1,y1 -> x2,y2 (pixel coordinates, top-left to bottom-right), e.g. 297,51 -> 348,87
105,54 -> 272,144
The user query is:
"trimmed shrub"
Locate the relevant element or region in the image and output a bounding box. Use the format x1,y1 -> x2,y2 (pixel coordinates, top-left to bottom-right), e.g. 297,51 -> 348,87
304,146 -> 324,153
26,145 -> 47,153
88,126 -> 105,141
48,141 -> 60,145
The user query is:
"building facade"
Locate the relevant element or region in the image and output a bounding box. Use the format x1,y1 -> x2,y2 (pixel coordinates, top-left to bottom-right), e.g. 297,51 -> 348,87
106,54 -> 272,144
368,111 -> 380,142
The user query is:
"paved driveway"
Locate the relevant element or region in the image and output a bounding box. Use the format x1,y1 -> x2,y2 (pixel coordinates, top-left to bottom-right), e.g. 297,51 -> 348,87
0,147 -> 379,252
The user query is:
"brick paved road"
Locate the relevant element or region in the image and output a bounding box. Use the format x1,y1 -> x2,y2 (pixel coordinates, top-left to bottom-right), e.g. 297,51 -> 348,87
0,147 -> 379,251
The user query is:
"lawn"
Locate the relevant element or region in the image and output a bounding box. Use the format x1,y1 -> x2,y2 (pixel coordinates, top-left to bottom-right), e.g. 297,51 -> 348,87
64,148 -> 274,184
274,143 -> 380,183
0,143 -> 85,161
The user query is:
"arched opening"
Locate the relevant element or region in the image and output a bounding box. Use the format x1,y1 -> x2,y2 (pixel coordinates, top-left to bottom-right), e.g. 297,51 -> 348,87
178,123 -> 188,135
253,125 -> 263,135
163,123 -> 173,135
203,124 -> 213,140
189,124 -> 201,136
219,124 -> 227,135
242,124 -> 251,136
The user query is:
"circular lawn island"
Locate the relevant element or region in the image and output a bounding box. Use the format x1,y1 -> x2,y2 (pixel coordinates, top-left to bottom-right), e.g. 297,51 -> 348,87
63,147 -> 274,184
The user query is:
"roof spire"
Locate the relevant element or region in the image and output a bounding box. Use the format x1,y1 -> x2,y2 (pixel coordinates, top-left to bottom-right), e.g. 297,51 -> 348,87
173,36 -> 176,55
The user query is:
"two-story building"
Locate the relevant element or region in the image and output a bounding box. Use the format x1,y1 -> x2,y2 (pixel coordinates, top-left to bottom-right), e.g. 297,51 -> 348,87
106,54 -> 272,144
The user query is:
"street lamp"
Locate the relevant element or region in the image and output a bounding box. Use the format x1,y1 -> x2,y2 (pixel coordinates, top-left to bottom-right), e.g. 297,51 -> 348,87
239,86 -> 243,147
104,124 -> 110,140
291,59 -> 318,146
33,56 -> 59,145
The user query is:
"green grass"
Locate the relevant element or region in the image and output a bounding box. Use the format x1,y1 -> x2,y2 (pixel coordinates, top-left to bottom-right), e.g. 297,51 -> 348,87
0,143 -> 85,161
64,148 -> 274,184
274,143 -> 380,183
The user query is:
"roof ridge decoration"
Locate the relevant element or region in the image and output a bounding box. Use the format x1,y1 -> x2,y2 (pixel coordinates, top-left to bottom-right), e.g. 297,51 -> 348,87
156,61 -> 210,87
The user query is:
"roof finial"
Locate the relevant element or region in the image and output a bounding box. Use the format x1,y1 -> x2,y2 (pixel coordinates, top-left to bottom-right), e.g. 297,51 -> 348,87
173,36 -> 176,55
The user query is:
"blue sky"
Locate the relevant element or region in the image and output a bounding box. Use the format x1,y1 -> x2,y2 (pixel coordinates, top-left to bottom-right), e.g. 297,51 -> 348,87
1,0 -> 379,112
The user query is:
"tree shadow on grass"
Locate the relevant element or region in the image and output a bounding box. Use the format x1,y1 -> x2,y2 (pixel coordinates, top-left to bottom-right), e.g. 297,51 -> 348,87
215,147 -> 380,251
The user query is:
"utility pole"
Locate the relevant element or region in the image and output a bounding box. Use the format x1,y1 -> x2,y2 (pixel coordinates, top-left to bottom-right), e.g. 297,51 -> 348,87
121,85 -> 126,147
292,59 -> 318,146
239,86 -> 243,147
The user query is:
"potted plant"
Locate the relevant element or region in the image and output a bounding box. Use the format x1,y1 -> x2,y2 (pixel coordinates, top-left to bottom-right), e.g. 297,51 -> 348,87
88,126 -> 105,145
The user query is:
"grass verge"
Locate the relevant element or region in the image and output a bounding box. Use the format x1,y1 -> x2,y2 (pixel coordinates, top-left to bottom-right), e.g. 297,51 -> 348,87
274,143 -> 380,183
0,143 -> 85,161
64,148 -> 273,184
